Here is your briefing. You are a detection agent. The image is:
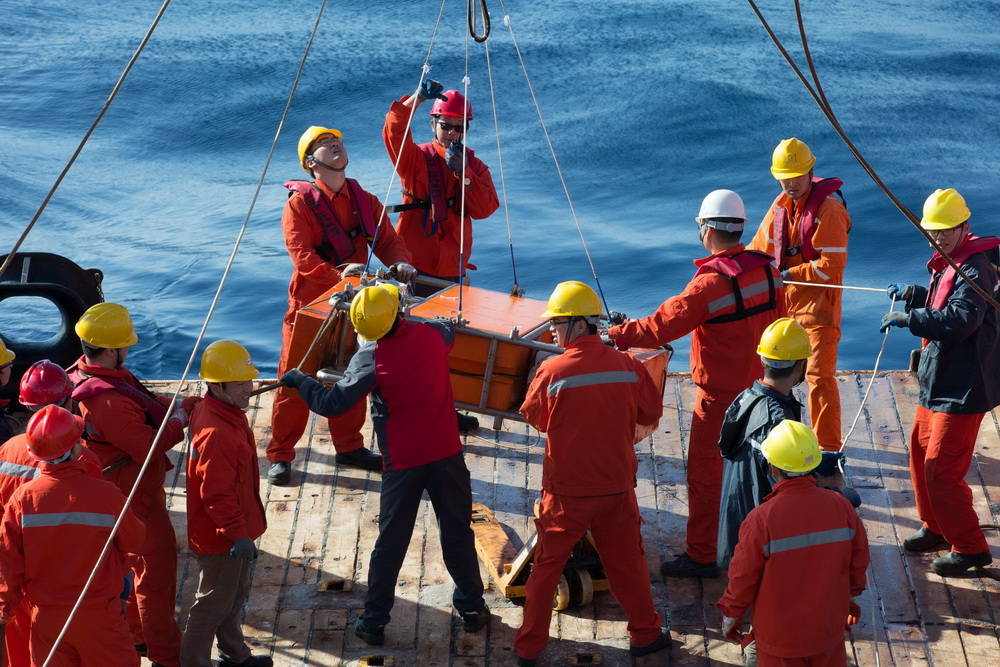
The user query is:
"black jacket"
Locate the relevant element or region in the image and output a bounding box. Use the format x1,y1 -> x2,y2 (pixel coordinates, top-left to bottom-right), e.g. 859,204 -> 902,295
716,380 -> 802,568
904,247 -> 1000,414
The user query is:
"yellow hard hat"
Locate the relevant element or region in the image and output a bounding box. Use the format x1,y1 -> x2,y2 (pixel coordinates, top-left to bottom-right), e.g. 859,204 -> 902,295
920,188 -> 970,230
0,340 -> 15,365
350,285 -> 400,341
761,420 -> 821,473
199,339 -> 260,383
770,138 -> 816,180
540,281 -> 602,319
298,126 -> 342,173
757,317 -> 813,366
75,303 -> 138,349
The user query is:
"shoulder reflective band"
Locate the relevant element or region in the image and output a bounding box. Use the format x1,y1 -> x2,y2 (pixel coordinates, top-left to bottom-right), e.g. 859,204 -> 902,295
22,511 -> 117,529
0,460 -> 40,480
763,527 -> 856,556
547,371 -> 637,397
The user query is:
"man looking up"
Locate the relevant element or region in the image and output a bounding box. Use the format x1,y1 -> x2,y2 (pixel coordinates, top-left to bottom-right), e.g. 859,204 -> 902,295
267,125 -> 417,485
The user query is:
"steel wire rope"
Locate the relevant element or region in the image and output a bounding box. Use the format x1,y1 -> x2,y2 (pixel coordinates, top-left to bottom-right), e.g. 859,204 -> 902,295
455,10 -> 474,317
483,38 -> 521,294
745,0 -> 1000,314
468,0 -> 491,43
494,0 -> 613,315
363,0 -> 449,277
0,0 -> 174,278
39,1 -> 332,663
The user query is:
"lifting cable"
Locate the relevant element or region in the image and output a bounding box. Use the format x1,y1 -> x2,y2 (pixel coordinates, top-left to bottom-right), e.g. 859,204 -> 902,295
494,0 -> 614,315
0,0 -> 175,279
468,0 -> 491,43
39,1 -> 332,663
745,0 -> 1000,314
363,0 -> 449,278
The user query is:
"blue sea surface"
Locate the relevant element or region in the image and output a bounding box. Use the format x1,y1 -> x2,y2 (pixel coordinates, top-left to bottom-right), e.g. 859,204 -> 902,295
2,0 -> 998,379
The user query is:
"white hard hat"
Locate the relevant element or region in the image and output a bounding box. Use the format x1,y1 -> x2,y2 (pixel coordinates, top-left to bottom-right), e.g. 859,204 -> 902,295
696,189 -> 747,231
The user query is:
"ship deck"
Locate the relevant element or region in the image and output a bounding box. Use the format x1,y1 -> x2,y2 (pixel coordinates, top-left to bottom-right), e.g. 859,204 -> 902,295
151,370 -> 1000,666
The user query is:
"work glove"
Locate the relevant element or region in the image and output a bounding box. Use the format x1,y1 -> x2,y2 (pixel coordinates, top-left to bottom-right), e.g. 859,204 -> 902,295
886,282 -> 911,301
879,311 -> 909,333
181,396 -> 203,415
608,311 -> 628,326
721,616 -> 742,644
341,263 -> 366,278
230,537 -> 258,560
600,334 -> 616,347
445,140 -> 465,174
280,368 -> 308,390
391,262 -> 418,282
847,598 -> 861,628
417,78 -> 447,102
169,408 -> 188,428
781,269 -> 792,281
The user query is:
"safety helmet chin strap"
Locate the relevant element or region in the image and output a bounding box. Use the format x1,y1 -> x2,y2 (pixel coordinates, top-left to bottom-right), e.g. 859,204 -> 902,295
306,154 -> 346,173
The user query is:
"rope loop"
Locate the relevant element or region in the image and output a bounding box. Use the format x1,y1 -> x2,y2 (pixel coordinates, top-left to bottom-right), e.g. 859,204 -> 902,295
469,0 -> 491,43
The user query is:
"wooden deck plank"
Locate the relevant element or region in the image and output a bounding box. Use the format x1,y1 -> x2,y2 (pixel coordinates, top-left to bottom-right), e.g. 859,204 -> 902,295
143,371 -> 1000,666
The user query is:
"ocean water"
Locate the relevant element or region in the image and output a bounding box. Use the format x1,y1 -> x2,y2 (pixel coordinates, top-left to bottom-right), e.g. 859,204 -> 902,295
2,0 -> 999,380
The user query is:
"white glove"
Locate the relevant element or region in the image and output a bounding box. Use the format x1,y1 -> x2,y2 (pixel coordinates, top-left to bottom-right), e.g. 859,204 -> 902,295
721,616 -> 741,643
169,408 -> 188,428
341,263 -> 365,278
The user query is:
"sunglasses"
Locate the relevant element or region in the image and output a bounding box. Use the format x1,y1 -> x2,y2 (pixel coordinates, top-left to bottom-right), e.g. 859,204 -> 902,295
437,120 -> 466,134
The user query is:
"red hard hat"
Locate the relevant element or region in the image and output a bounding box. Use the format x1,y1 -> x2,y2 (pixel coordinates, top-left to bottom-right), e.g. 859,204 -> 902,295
19,360 -> 74,407
430,90 -> 473,120
26,405 -> 84,462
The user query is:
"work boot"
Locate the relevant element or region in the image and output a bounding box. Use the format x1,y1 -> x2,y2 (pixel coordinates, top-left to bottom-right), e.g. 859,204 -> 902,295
459,602 -> 491,632
354,618 -> 386,646
514,655 -> 537,667
134,643 -> 147,657
903,526 -> 950,553
930,550 -> 992,576
215,655 -> 274,667
629,630 -> 672,656
335,447 -> 383,471
267,461 -> 291,485
457,411 -> 479,435
660,553 -> 720,579
813,450 -> 845,477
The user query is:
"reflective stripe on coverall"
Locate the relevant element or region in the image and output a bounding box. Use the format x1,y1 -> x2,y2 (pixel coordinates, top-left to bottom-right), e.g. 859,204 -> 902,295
514,335 -> 663,660
268,177 -> 410,463
749,184 -> 850,452
607,245 -> 786,564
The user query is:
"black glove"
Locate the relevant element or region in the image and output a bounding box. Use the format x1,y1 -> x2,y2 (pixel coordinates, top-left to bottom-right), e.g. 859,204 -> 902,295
445,140 -> 464,173
230,537 -> 258,560
280,368 -> 308,389
417,79 -> 447,102
886,282 -> 911,301
608,311 -> 628,326
879,311 -> 909,333
600,334 -> 616,347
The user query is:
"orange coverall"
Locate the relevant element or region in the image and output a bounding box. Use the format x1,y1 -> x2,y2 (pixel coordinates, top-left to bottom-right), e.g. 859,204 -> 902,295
0,459 -> 145,667
718,476 -> 868,665
383,98 -> 499,278
268,178 -> 411,464
514,335 -> 663,660
74,359 -> 185,666
608,245 -> 785,564
748,185 -> 850,452
0,437 -> 101,667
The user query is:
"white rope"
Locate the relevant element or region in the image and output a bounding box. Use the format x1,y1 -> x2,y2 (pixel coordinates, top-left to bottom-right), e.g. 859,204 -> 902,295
41,1 -> 331,663
483,39 -> 519,288
494,0 -> 611,311
0,0 -> 175,279
840,294 -> 897,452
785,280 -> 884,293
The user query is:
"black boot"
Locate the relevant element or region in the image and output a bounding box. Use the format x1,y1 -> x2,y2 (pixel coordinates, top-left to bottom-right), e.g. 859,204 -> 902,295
335,447 -> 383,471
267,461 -> 291,485
903,526 -> 950,553
930,550 -> 991,576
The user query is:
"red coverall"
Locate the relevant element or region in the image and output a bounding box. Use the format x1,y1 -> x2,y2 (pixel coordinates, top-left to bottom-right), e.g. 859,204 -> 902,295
514,335 -> 663,660
608,245 -> 785,564
181,396 -> 267,667
0,437 -> 102,666
73,359 -> 185,666
383,98 -> 499,279
718,476 -> 869,666
0,459 -> 145,667
268,178 -> 411,464
748,186 -> 850,452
